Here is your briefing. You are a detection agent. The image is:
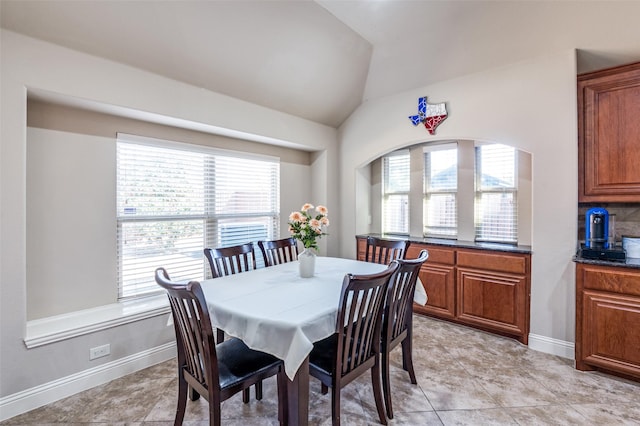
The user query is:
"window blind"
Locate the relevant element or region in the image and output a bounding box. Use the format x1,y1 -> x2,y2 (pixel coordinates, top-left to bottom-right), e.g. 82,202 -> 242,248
116,134 -> 279,300
424,144 -> 458,237
382,151 -> 410,234
475,144 -> 517,243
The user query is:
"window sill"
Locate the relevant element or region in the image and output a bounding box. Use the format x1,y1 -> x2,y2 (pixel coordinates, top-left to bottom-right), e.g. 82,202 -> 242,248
24,295 -> 170,348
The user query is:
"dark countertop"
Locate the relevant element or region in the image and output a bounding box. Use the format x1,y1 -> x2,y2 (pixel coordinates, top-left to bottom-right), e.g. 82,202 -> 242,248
573,255 -> 640,269
357,234 -> 532,254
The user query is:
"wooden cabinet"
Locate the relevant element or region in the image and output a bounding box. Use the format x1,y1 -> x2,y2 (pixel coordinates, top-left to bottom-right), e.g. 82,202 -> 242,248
576,263 -> 640,380
356,237 -> 367,260
406,245 -> 456,319
355,236 -> 531,344
457,249 -> 530,344
578,62 -> 640,202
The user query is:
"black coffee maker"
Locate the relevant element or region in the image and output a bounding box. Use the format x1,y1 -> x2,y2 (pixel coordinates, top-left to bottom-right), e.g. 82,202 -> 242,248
581,207 -> 626,261
585,207 -> 609,249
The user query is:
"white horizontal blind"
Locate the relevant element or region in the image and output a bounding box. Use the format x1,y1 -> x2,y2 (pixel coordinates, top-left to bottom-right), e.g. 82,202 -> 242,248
382,151 -> 410,234
424,144 -> 457,237
117,134 -> 279,300
475,144 -> 517,243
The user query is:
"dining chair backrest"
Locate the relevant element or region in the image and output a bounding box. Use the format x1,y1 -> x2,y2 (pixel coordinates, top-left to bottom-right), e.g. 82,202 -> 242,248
155,268 -> 220,399
336,261 -> 399,378
365,236 -> 410,265
154,267 -> 285,426
204,243 -> 257,278
204,242 -> 258,343
384,249 -> 428,345
258,237 -> 299,267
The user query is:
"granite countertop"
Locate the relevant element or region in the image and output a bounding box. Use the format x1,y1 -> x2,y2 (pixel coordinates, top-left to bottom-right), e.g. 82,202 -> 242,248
357,233 -> 532,254
573,254 -> 640,269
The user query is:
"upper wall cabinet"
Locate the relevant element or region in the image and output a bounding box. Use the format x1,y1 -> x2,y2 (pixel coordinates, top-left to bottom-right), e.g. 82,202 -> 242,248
578,62 -> 640,202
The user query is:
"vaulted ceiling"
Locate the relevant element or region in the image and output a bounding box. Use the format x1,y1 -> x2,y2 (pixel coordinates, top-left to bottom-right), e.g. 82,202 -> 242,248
2,0 -> 640,128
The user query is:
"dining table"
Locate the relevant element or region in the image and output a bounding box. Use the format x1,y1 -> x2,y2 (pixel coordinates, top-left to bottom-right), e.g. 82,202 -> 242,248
198,256 -> 427,426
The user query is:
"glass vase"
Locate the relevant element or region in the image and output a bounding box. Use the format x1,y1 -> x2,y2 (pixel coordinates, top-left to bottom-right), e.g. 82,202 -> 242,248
298,248 -> 316,278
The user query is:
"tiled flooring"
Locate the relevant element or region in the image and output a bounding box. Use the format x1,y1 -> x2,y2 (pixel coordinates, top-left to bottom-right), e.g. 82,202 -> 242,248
3,315 -> 640,425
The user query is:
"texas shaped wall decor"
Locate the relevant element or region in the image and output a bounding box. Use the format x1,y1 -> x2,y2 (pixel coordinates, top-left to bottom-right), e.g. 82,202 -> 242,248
408,96 -> 448,135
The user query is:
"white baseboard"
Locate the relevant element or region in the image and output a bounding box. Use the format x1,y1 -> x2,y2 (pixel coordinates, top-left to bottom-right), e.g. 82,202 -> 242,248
0,342 -> 176,422
528,333 -> 575,360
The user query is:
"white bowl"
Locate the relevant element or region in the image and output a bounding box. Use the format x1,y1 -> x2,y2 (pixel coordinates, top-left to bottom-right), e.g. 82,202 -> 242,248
622,236 -> 640,259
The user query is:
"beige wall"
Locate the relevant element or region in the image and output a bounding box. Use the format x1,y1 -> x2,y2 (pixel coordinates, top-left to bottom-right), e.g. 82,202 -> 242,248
339,50 -> 578,350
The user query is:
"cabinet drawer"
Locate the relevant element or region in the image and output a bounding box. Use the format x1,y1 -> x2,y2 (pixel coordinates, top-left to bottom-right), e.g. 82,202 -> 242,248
407,244 -> 455,265
578,264 -> 640,297
457,250 -> 528,274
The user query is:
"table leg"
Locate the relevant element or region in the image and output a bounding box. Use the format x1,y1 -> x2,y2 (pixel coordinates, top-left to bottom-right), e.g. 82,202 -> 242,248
286,356 -> 309,426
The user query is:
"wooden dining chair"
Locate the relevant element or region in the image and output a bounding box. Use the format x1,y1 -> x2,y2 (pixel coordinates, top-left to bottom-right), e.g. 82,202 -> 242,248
381,249 -> 429,419
258,237 -> 299,267
154,268 -> 287,426
309,261 -> 399,426
203,243 -> 264,402
365,236 -> 410,265
204,242 -> 258,279
204,243 -> 258,342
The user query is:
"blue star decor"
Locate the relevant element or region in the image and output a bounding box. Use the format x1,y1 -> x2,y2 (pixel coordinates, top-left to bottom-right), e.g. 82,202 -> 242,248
408,96 -> 448,135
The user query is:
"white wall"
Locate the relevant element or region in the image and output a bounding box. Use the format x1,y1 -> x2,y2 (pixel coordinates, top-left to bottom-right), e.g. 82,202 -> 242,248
0,29 -> 337,402
339,50 -> 579,350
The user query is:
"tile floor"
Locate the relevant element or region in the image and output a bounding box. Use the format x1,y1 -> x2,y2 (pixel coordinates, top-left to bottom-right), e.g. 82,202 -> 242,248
3,315 -> 640,425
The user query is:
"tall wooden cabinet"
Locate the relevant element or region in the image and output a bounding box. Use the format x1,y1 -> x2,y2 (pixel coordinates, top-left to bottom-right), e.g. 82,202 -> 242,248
356,236 -> 531,344
578,61 -> 640,202
575,262 -> 640,380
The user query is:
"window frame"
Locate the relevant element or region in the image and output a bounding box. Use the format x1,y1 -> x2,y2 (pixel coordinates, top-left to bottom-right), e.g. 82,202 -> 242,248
381,150 -> 410,235
116,133 -> 280,300
423,143 -> 458,238
474,143 -> 518,244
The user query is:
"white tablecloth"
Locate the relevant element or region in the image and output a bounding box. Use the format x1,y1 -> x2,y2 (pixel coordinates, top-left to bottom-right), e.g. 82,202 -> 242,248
199,256 -> 427,379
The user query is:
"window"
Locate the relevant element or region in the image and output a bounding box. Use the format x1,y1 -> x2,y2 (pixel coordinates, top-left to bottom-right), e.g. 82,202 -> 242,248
475,143 -> 517,243
382,151 -> 410,234
116,134 -> 279,300
424,144 -> 457,237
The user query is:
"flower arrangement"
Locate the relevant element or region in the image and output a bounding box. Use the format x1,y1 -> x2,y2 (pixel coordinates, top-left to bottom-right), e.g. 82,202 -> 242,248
288,203 -> 329,251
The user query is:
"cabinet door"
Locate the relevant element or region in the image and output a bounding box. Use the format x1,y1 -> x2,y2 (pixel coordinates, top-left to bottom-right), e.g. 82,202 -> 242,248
578,62 -> 640,202
408,244 -> 457,318
581,290 -> 640,378
457,268 -> 529,343
414,263 -> 456,319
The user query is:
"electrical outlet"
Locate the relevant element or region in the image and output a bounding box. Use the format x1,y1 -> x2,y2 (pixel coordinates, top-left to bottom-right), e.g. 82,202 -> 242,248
89,344 -> 110,360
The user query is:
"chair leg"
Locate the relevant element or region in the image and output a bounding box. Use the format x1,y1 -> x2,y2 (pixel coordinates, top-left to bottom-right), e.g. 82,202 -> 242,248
321,383 -> 329,395
381,349 -> 393,419
255,380 -> 263,400
189,385 -> 200,401
176,373 -> 188,426
331,386 -> 341,426
210,402 -> 221,426
401,338 -> 417,384
371,362 -> 387,425
242,388 -> 250,403
216,328 -> 225,344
